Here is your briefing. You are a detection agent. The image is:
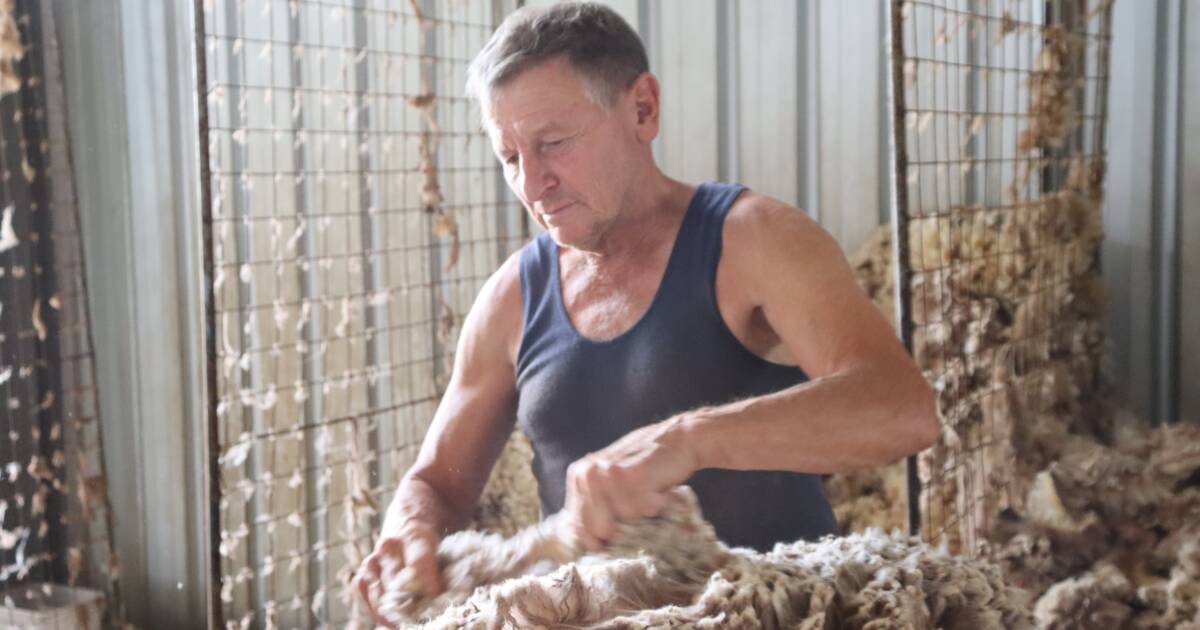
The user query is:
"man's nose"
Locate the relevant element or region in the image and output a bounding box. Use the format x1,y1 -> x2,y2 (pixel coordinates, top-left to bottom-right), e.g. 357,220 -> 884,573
518,154 -> 557,206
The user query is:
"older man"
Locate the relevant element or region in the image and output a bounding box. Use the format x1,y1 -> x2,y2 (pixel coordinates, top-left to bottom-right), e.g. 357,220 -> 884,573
355,1 -> 937,619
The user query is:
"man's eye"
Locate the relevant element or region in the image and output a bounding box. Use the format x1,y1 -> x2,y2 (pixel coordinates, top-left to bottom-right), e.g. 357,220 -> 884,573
503,154 -> 518,166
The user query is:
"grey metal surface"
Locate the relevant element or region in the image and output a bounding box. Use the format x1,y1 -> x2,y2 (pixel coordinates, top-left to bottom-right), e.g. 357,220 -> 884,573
53,0 -> 210,626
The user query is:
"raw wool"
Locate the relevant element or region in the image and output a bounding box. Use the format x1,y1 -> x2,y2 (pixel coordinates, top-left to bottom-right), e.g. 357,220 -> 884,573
1033,546 -> 1200,630
0,0 -> 22,96
1033,562 -> 1135,630
822,460 -> 907,535
834,189 -> 1107,540
382,487 -> 1033,629
837,150 -> 1109,548
1017,25 -> 1083,153
847,222 -> 897,329
885,1 -> 1108,551
468,429 -> 540,536
378,514 -> 577,624
381,487 -> 731,626
986,422 -> 1200,629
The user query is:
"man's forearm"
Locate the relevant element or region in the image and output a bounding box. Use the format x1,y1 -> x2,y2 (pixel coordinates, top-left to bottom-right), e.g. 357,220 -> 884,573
383,473 -> 467,537
673,362 -> 937,475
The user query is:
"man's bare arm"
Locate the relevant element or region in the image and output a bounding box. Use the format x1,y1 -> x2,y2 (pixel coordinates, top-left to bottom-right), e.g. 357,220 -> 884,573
389,252 -> 522,531
679,193 -> 938,473
355,252 -> 522,615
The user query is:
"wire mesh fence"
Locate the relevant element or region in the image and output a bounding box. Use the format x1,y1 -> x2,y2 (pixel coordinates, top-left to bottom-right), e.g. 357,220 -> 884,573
889,0 -> 1112,554
198,0 -> 526,627
0,1 -> 122,627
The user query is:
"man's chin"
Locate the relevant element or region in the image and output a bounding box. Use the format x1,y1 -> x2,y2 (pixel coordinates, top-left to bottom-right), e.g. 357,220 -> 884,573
546,226 -> 595,251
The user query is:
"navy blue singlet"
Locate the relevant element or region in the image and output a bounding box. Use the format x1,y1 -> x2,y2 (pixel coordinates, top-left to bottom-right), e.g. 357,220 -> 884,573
514,181 -> 837,550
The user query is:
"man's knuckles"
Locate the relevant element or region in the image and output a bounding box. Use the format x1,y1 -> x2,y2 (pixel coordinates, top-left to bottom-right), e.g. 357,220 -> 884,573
375,535 -> 406,556
395,520 -> 437,541
579,456 -> 646,485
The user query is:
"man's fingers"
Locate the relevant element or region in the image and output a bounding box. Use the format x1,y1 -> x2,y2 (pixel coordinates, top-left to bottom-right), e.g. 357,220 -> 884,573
574,461 -> 616,544
365,550 -> 384,578
562,496 -> 603,552
569,521 -> 603,552
583,458 -> 636,523
597,467 -> 643,523
361,577 -> 391,627
353,555 -> 389,627
353,569 -> 373,611
353,533 -> 440,626
401,534 -> 444,597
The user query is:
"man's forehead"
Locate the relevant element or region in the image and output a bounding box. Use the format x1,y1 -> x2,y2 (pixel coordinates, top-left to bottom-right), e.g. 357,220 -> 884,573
484,98 -> 585,143
482,58 -> 597,134
488,112 -> 569,135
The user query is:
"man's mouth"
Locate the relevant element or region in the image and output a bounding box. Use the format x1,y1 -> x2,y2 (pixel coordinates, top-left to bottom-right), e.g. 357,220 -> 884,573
542,201 -> 575,216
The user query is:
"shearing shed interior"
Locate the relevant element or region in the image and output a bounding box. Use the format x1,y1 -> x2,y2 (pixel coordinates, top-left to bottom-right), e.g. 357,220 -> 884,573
0,0 -> 1196,628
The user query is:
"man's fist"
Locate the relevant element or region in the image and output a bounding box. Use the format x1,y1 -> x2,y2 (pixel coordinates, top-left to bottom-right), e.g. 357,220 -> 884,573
561,416 -> 699,550
352,519 -> 444,625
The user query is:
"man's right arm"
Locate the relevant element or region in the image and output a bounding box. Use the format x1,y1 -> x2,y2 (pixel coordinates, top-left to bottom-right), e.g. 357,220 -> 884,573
355,252 -> 524,617
390,249 -> 524,534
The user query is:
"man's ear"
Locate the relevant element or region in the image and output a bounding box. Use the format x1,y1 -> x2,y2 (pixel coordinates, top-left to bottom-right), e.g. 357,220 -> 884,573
628,72 -> 660,144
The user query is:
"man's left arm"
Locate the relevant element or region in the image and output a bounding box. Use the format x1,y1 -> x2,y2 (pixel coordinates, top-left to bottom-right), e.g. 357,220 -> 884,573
678,194 -> 939,473
562,194 -> 938,545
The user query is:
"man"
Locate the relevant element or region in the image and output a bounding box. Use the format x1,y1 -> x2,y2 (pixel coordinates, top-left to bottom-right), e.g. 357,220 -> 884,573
354,1 -> 937,620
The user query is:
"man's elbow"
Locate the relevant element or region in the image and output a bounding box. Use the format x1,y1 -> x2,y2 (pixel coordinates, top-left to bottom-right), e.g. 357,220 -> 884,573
904,375 -> 939,454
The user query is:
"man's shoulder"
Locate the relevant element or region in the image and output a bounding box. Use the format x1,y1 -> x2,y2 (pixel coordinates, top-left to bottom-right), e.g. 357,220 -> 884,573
461,248 -> 523,334
718,187 -> 851,300
723,189 -> 826,254
459,248 -> 525,365
482,248 -> 525,309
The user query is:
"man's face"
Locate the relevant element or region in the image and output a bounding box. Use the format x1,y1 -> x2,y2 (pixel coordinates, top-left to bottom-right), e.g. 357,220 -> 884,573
484,57 -> 642,250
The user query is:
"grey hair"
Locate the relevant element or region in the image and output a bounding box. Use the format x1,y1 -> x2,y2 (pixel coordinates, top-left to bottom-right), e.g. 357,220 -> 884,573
465,2 -> 649,114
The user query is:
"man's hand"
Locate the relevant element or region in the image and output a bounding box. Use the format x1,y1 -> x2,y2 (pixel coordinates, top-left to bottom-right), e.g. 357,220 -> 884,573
562,416 -> 701,550
352,518 -> 444,625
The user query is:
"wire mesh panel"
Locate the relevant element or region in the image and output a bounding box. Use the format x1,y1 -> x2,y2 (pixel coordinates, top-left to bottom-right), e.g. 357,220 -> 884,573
0,1 -> 122,627
889,0 -> 1112,554
199,0 -> 525,627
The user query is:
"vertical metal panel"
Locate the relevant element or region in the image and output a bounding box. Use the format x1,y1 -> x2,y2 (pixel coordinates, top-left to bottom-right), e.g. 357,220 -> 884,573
116,0 -> 211,625
884,0 -> 918,537
798,1 -> 820,220
1154,0 -> 1182,424
1182,0 -> 1200,422
716,0 -> 737,184
51,0 -> 152,623
654,0 -> 719,184
817,0 -> 886,250
54,0 -> 213,625
1102,0 -> 1196,424
1103,0 -> 1160,422
737,0 -> 800,205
